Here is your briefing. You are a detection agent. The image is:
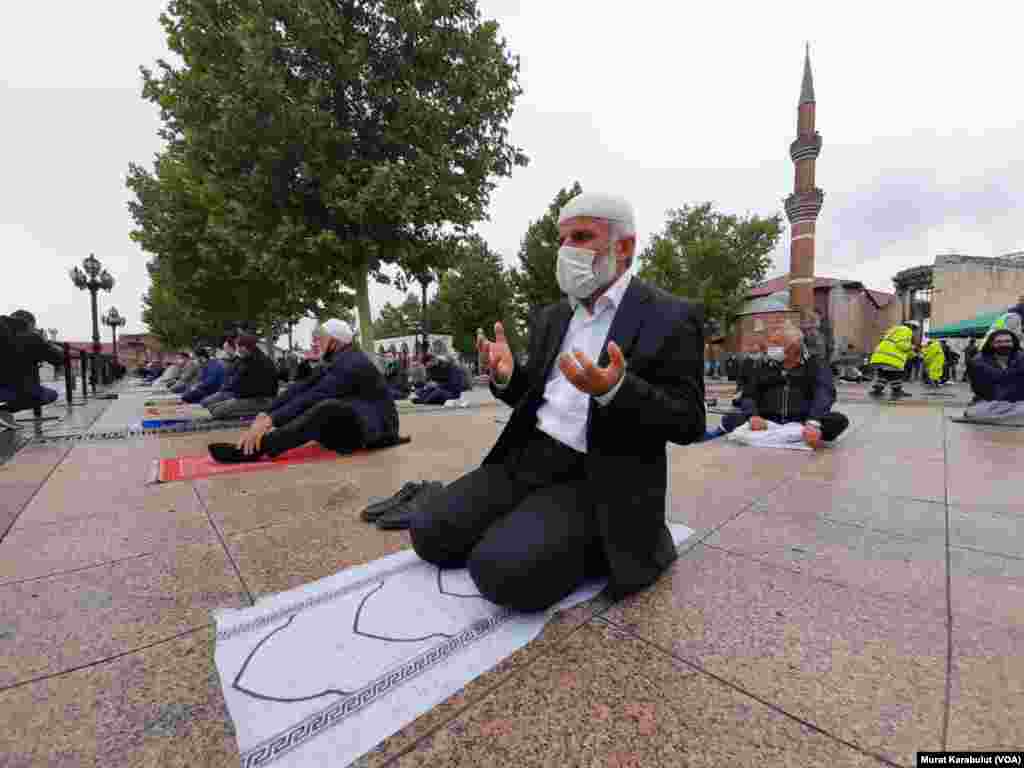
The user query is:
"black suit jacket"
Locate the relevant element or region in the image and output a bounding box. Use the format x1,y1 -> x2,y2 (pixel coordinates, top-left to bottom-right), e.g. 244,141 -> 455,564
484,277 -> 706,599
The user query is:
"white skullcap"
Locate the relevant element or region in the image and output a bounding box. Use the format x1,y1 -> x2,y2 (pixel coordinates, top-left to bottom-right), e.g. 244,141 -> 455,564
320,319 -> 354,344
558,193 -> 635,231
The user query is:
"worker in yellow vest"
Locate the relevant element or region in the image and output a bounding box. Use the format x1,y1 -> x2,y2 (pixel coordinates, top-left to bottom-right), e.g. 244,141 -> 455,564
869,321 -> 921,398
920,337 -> 946,388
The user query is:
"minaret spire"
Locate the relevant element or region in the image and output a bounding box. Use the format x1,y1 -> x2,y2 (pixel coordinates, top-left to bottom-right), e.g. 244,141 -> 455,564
785,45 -> 824,314
800,43 -> 815,104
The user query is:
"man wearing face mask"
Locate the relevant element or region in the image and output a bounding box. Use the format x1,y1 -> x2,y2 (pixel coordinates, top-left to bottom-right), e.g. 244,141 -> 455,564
963,316 -> 1024,422
200,332 -> 280,419
869,321 -> 920,398
207,319 -> 400,462
409,193 -> 705,612
181,347 -> 226,404
705,326 -> 847,446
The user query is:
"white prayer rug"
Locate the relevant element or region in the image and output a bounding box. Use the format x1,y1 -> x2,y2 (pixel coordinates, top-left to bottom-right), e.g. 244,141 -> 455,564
214,524 -> 693,768
726,419 -> 850,451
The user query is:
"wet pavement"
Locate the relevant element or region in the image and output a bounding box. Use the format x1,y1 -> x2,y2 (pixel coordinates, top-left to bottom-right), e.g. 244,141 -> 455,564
0,380 -> 1019,766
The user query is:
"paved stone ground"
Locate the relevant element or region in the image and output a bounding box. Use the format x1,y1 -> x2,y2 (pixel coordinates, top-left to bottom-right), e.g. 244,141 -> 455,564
0,382 -> 1020,767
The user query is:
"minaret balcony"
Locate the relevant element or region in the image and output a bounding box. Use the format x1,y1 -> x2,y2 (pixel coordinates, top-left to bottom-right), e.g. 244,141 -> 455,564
784,188 -> 825,223
789,132 -> 823,163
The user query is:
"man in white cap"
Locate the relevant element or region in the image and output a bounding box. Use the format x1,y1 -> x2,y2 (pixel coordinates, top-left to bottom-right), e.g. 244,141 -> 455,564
410,192 -> 706,612
208,319 -> 401,462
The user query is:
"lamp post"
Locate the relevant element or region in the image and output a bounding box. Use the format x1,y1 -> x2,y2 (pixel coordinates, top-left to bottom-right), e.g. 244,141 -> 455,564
69,253 -> 115,356
102,306 -> 126,360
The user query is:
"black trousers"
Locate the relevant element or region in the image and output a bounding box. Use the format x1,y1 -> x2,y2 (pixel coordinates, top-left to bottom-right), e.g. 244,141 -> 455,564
0,385 -> 58,415
721,410 -> 849,442
262,400 -> 365,457
409,429 -> 608,613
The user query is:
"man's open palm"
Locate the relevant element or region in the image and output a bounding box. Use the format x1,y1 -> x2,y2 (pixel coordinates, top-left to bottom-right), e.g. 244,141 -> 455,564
478,322 -> 514,381
559,342 -> 626,397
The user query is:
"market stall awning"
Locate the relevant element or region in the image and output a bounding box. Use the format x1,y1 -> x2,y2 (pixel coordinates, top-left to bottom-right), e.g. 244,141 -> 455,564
928,311 -> 1004,339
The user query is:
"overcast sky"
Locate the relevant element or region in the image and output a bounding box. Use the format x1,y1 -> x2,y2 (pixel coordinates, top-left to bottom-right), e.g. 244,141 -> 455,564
2,0 -> 1021,349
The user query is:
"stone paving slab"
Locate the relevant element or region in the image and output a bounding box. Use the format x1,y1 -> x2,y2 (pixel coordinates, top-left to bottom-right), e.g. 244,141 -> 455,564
391,619 -> 887,768
947,620 -> 1024,751
602,545 -> 948,766
0,628 -> 238,768
1,384 -> 1022,765
0,540 -> 247,688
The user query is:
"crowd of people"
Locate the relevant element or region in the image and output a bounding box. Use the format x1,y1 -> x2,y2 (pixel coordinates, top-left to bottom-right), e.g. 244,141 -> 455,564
4,193 -> 1024,616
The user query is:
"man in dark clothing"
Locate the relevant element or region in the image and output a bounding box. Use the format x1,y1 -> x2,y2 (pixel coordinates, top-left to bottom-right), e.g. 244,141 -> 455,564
201,333 -> 279,419
735,340 -> 767,400
966,328 -> 1023,403
1,311 -> 64,416
207,319 -> 400,462
963,338 -> 979,382
410,193 -> 705,612
706,326 -> 848,447
412,356 -> 465,405
181,349 -> 226,404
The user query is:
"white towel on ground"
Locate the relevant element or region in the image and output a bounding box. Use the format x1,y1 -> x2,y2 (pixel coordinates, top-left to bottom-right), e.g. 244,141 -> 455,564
214,524 -> 693,768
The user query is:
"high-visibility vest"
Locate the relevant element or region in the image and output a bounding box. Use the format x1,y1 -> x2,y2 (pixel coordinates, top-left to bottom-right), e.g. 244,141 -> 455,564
922,341 -> 945,381
870,325 -> 914,370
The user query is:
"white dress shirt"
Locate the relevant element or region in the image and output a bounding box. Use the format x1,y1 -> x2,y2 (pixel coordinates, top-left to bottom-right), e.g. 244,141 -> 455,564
495,272 -> 631,454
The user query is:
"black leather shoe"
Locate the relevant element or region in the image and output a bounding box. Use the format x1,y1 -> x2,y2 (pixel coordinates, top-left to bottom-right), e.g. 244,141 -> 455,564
375,481 -> 445,530
360,481 -> 425,522
208,443 -> 264,463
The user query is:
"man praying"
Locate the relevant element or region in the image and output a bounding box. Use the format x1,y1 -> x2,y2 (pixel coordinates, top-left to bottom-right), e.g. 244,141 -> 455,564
409,193 -> 705,613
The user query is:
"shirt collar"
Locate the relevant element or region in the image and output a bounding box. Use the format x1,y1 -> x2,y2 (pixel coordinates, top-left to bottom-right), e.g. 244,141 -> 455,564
570,271 -> 633,314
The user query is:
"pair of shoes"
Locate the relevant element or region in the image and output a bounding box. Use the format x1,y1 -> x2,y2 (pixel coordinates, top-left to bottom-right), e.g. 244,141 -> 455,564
207,443 -> 265,463
374,481 -> 446,530
0,411 -> 20,431
869,387 -> 884,397
360,481 -> 426,522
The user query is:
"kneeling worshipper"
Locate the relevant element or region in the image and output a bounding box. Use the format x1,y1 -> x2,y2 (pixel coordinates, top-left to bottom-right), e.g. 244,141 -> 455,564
180,348 -> 226,403
964,321 -> 1024,423
409,193 -> 706,613
207,319 -> 401,462
705,325 -> 848,449
200,332 -> 280,419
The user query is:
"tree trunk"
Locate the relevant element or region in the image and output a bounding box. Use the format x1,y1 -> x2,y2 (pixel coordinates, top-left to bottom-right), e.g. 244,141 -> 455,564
354,259 -> 375,352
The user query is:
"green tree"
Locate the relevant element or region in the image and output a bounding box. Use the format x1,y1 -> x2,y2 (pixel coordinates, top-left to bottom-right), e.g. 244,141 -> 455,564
128,0 -> 527,352
638,203 -> 782,332
508,182 -> 582,333
436,235 -> 517,357
140,261 -> 223,349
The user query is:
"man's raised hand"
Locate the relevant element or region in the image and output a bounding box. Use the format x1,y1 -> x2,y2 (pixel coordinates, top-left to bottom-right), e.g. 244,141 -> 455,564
478,322 -> 514,382
558,341 -> 626,397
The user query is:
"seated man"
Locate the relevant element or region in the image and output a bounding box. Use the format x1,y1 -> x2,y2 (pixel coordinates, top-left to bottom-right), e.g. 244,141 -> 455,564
869,321 -> 920,397
412,356 -> 465,405
207,319 -> 400,462
202,333 -> 279,419
154,358 -> 182,387
180,349 -> 225,404
966,326 -> 1024,408
706,326 -> 848,448
169,353 -> 201,394
161,352 -> 189,389
0,310 -> 64,417
409,193 -> 705,613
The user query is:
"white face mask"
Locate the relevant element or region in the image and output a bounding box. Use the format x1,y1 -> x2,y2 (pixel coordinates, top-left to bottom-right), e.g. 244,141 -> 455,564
556,244 -> 616,300
765,347 -> 785,362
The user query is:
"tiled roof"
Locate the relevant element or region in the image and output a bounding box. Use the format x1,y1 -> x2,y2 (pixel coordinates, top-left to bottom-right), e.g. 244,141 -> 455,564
867,290 -> 895,307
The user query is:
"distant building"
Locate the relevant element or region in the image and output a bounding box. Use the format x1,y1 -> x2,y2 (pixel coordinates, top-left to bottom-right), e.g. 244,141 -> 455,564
728,275 -> 900,357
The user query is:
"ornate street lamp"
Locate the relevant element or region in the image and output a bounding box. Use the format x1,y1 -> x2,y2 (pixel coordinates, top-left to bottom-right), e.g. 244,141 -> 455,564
102,306 -> 126,360
69,253 -> 115,356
